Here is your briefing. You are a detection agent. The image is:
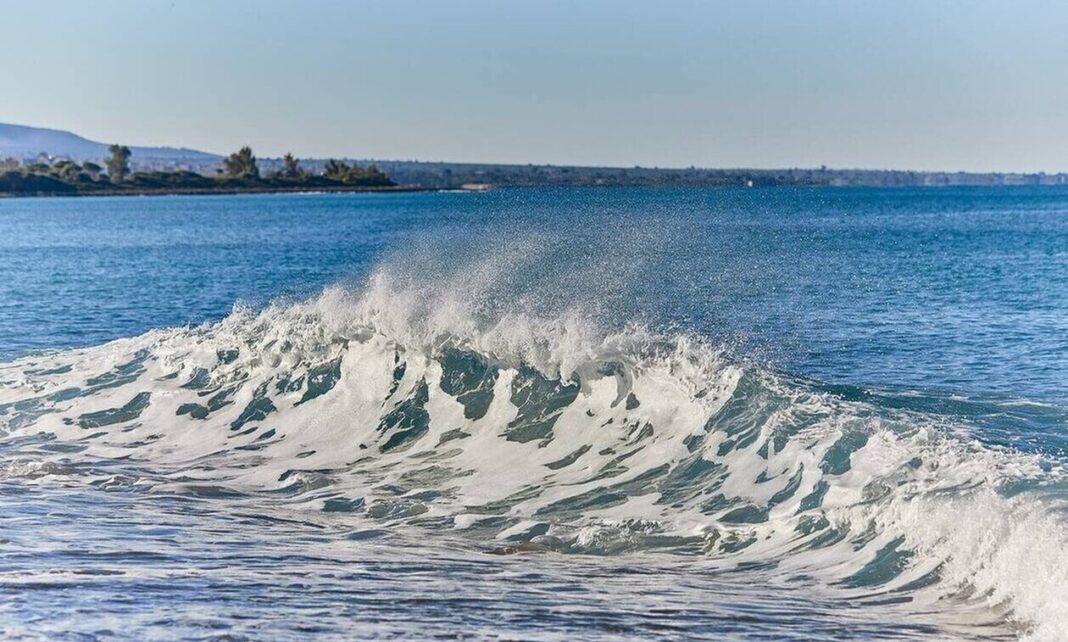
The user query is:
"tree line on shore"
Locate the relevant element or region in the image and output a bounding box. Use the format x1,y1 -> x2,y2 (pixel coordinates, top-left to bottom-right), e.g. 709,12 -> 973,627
0,145 -> 393,195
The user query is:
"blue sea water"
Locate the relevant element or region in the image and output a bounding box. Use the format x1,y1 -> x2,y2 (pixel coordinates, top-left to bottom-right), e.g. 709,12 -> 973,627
0,187 -> 1066,640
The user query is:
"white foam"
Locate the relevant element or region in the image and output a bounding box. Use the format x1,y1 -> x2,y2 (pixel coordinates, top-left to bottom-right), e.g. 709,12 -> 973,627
1,273 -> 1065,639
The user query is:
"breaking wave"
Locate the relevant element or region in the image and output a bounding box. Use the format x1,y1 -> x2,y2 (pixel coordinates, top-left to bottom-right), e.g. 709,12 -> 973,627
1,266 -> 1066,640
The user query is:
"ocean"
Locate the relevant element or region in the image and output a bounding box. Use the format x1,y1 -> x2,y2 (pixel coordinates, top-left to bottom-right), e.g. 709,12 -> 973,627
0,187 -> 1065,640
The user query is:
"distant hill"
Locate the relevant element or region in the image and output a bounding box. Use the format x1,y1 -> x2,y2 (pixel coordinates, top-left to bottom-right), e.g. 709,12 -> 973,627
0,123 -> 220,163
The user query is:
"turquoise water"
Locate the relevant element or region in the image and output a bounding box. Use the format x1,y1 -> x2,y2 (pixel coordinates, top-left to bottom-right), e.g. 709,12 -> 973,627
1,187 -> 1066,640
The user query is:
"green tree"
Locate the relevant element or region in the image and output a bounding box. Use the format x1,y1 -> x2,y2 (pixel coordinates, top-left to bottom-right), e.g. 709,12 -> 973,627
323,158 -> 347,180
106,145 -> 131,182
223,146 -> 259,179
281,153 -> 302,178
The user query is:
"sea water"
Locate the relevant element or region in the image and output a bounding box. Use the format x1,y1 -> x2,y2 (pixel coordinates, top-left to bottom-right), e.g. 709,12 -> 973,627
0,187 -> 1066,640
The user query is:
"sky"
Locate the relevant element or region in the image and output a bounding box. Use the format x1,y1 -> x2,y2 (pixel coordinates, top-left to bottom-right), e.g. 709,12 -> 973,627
2,0 -> 1066,172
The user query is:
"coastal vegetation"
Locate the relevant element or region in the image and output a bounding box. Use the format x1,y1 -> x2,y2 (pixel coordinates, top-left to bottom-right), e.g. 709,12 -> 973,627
0,146 -> 395,197
106,144 -> 131,182
222,146 -> 259,180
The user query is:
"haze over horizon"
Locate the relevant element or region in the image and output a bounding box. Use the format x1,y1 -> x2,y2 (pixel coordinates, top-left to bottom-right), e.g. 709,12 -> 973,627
3,0 -> 1067,173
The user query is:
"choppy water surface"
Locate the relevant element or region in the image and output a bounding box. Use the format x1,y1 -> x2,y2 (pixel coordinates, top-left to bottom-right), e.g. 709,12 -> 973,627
1,187 -> 1066,640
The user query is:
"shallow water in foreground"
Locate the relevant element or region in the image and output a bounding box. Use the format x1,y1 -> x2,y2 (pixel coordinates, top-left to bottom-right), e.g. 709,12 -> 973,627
1,188 -> 1066,640
0,482 -> 1011,641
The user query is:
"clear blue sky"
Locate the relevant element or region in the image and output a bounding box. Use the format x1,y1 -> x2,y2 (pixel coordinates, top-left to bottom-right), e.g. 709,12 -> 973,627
3,0 -> 1066,171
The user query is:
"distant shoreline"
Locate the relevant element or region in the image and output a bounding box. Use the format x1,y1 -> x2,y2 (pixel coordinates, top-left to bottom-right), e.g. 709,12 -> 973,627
0,149 -> 416,199
0,184 -> 440,199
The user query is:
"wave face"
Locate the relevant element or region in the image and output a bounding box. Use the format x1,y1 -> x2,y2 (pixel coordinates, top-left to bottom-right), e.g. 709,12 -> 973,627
2,263 -> 1066,640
